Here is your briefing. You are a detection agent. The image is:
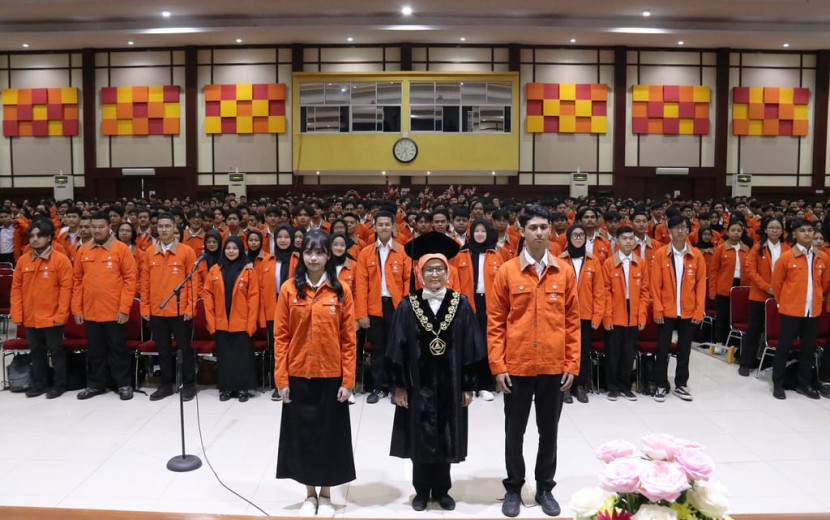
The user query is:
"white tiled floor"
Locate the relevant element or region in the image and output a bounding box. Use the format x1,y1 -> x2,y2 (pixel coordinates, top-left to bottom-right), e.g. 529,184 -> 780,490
1,349 -> 830,517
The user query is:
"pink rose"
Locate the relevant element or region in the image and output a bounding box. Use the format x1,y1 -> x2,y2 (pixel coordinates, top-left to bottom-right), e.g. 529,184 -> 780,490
600,458 -> 642,493
674,437 -> 704,450
638,461 -> 690,503
675,447 -> 714,481
596,439 -> 637,463
641,433 -> 681,461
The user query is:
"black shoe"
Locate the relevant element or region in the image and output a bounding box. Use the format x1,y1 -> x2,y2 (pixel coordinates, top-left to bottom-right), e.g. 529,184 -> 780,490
150,385 -> 174,401
820,384 -> 830,399
181,385 -> 196,402
795,386 -> 820,400
25,387 -> 46,398
411,495 -> 428,511
238,391 -> 249,402
673,386 -> 694,401
535,490 -> 561,517
45,388 -> 64,399
653,387 -> 668,402
271,388 -> 282,401
575,385 -> 589,403
501,491 -> 521,517
219,391 -> 232,402
773,386 -> 786,400
436,494 -> 455,510
622,390 -> 638,401
118,386 -> 134,401
366,390 -> 380,404
77,387 -> 106,400
562,389 -> 573,404
607,390 -> 619,401
738,366 -> 750,377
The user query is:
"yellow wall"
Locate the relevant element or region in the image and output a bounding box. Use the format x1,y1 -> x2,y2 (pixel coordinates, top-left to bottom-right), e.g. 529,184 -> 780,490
292,72 -> 519,173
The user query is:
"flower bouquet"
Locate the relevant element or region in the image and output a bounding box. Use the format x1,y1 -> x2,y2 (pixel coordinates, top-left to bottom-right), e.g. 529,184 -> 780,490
570,433 -> 732,520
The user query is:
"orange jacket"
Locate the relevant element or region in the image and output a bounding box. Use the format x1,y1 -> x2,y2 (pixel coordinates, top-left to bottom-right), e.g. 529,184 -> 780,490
487,251 -> 581,377
71,237 -> 137,321
252,251 -> 277,327
13,216 -> 30,260
654,222 -> 671,245
745,241 -> 791,303
203,263 -> 259,336
140,241 -> 198,318
633,235 -> 659,265
587,233 -> 612,265
337,258 -> 356,295
354,240 -> 411,319
454,248 -> 504,314
708,242 -> 750,297
10,248 -> 73,328
771,246 -> 830,317
560,251 -> 605,325
650,244 -> 707,321
182,227 -> 205,255
57,229 -> 82,262
602,251 -> 650,327
129,245 -> 145,297
135,231 -> 156,252
497,233 -> 520,260
273,280 -> 357,388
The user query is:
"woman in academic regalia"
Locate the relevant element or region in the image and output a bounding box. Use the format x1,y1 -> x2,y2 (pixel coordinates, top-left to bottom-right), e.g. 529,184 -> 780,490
386,245 -> 488,512
274,230 -> 356,518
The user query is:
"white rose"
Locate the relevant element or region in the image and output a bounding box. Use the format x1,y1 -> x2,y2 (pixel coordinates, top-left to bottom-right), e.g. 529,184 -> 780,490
687,480 -> 729,518
569,487 -> 607,518
632,504 -> 678,520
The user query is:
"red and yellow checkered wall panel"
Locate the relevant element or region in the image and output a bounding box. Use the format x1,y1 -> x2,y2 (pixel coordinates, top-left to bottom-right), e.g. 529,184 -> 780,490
204,83 -> 286,134
101,85 -> 180,136
732,87 -> 809,137
2,87 -> 79,137
526,83 -> 608,134
631,85 -> 710,135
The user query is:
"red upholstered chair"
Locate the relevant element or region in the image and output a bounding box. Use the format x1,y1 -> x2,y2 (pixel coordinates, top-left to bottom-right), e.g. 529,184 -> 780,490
0,273 -> 13,339
589,326 -> 605,392
636,306 -> 678,392
252,326 -> 269,390
191,299 -> 215,356
727,286 -> 751,347
1,324 -> 28,388
756,297 -> 820,380
62,315 -> 88,353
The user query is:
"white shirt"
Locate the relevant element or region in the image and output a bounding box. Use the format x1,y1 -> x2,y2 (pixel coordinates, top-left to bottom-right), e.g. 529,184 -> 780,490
0,225 -> 14,254
335,264 -> 344,280
572,256 -> 584,284
767,240 -> 781,273
160,240 -> 174,254
730,243 -> 742,279
795,244 -> 814,317
422,288 -> 447,314
305,272 -> 328,291
523,248 -> 547,280
636,236 -> 647,258
620,253 -> 633,299
476,254 -> 486,294
672,244 -> 688,314
377,239 -> 392,297
586,232 -> 598,255
275,259 -> 283,294
265,228 -> 276,254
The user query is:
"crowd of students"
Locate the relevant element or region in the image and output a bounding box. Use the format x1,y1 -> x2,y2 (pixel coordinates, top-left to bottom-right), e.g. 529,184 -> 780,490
3,189 -> 830,406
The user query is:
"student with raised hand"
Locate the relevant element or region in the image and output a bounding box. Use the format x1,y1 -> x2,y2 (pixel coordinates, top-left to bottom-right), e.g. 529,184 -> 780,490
274,230 -> 356,517
740,216 -> 788,377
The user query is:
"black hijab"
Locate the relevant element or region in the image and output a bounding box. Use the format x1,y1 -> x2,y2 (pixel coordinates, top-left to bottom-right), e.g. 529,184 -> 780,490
566,224 -> 587,259
464,218 -> 497,288
694,228 -> 714,250
219,235 -> 247,318
330,232 -> 353,266
273,223 -> 294,264
203,229 -> 223,269
246,229 -> 263,263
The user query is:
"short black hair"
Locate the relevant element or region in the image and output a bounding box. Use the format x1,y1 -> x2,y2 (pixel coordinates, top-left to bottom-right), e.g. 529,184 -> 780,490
492,208 -> 509,221
157,212 -> 176,223
374,210 -> 395,224
28,218 -> 55,239
431,208 -> 450,221
90,211 -> 110,223
519,205 -> 551,228
616,225 -> 635,238
451,206 -> 470,219
64,207 -> 82,217
667,215 -> 688,229
790,217 -> 813,231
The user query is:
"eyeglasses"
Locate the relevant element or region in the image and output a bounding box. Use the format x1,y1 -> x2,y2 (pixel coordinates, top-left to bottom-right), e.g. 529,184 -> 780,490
423,266 -> 447,274
570,233 -> 586,239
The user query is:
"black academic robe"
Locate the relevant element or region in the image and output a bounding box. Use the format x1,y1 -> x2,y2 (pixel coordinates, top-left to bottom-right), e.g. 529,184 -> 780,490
387,289 -> 488,464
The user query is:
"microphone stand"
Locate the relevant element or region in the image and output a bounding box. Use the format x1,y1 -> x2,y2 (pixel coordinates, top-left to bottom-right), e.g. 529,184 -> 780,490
160,260 -> 203,472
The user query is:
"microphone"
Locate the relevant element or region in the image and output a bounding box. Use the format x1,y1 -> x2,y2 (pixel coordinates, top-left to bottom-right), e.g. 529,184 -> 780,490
193,252 -> 206,267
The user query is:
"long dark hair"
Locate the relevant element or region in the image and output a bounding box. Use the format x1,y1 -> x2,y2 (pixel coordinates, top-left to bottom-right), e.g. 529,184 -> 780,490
293,230 -> 344,301
756,215 -> 784,258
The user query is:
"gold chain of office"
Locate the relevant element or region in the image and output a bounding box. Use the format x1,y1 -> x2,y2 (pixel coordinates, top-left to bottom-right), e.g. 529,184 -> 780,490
409,292 -> 460,356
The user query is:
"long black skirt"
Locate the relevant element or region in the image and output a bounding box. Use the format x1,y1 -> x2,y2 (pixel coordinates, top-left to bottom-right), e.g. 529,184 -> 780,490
215,331 -> 257,392
276,376 -> 356,486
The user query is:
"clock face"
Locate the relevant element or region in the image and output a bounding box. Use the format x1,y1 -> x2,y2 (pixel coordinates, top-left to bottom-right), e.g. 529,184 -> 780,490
393,138 -> 418,163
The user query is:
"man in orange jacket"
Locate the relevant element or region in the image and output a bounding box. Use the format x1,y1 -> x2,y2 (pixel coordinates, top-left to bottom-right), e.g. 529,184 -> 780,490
10,219 -> 73,398
770,218 -> 830,400
355,210 -> 412,404
488,205 -> 580,518
72,212 -> 137,401
651,216 -> 707,403
140,213 -> 199,402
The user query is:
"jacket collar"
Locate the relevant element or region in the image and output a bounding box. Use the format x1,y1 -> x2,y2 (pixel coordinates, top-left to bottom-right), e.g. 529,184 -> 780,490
793,243 -> 821,259
30,245 -> 53,261
519,249 -> 559,272
90,236 -> 115,251
152,240 -> 180,255
664,243 -> 695,258
559,250 -> 594,260
373,238 -> 401,254
725,241 -> 750,254
613,249 -> 641,267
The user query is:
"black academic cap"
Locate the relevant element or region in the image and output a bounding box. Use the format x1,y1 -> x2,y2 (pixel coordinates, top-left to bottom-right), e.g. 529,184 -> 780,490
404,231 -> 461,261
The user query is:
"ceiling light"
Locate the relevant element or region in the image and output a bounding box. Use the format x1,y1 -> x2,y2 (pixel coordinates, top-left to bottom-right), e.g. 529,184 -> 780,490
609,27 -> 670,34
316,171 -> 320,175
161,10 -> 171,17
783,43 -> 790,48
491,171 -> 496,176
21,43 -> 29,48
678,40 -> 685,45
570,38 -> 577,43
347,36 -> 354,42
427,171 -> 431,175
381,25 -> 435,30
127,40 -> 135,45
382,171 -> 387,175
235,38 -> 243,43
642,10 -> 651,17
459,37 -> 466,42
140,27 -> 203,34
401,5 -> 413,16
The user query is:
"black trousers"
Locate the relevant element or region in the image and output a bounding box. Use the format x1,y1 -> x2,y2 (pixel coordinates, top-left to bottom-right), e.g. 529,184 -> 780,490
714,278 -> 741,344
576,319 -> 593,388
27,326 -> 65,391
150,315 -> 194,386
474,293 -> 495,391
655,318 -> 694,389
773,315 -> 819,389
367,297 -> 395,392
413,462 -> 451,497
741,300 -> 766,369
606,326 -> 637,393
85,320 -> 130,390
503,374 -> 563,493
267,320 -> 275,387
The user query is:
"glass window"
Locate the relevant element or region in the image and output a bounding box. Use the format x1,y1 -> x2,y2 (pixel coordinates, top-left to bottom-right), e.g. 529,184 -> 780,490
325,82 -> 350,104
299,82 -> 325,105
378,81 -> 403,104
299,81 -> 402,133
411,80 -> 512,134
350,83 -> 376,105
461,82 -> 487,105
